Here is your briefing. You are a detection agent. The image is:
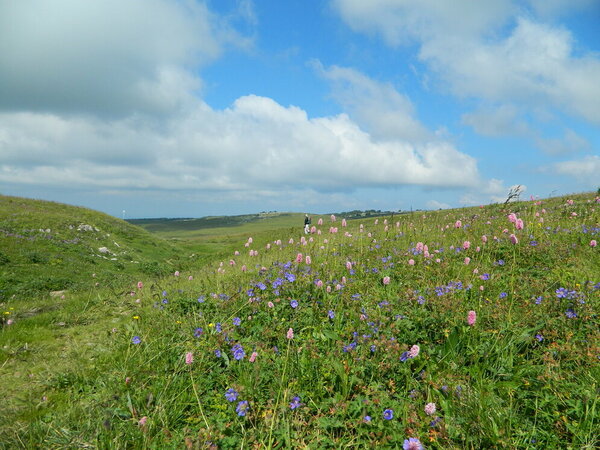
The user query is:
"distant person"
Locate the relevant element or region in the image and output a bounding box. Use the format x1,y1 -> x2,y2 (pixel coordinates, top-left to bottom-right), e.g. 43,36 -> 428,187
304,214 -> 311,234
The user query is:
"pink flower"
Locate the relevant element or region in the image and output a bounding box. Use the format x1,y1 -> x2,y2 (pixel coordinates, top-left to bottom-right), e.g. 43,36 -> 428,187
515,218 -> 524,230
305,255 -> 312,265
241,265 -> 247,272
316,280 -> 323,288
137,281 -> 143,289
383,276 -> 390,285
424,402 -> 437,415
326,285 -> 332,293
508,213 -> 517,223
509,234 -> 518,244
188,275 -> 193,281
138,416 -> 148,427
346,261 -> 352,270
296,253 -> 303,263
6,319 -> 14,325
174,271 -> 180,277
248,237 -> 253,243
482,235 -> 488,243
462,240 -> 471,250
287,328 -> 294,339
185,352 -> 194,365
467,310 -> 477,326
318,218 -> 323,225
464,257 -> 471,265
590,240 -> 597,247
408,345 -> 420,358
249,351 -> 258,363
125,377 -> 131,385
267,301 -> 274,308
455,220 -> 462,228
342,218 -> 347,227
330,214 -> 336,222
408,259 -> 415,266
234,250 -> 240,256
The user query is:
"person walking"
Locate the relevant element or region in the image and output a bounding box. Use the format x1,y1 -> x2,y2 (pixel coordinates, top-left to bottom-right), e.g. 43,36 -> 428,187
304,214 -> 311,234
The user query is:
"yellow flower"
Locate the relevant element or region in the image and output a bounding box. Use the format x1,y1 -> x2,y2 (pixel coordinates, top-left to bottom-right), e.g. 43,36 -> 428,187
176,320 -> 182,324
132,315 -> 140,320
208,323 -> 214,327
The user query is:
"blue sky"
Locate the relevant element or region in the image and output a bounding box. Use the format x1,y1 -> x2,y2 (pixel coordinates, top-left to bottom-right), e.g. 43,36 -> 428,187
1,0 -> 599,218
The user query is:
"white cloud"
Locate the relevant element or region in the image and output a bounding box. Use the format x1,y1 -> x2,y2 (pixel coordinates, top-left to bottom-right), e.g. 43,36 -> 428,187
332,1 -> 600,125
313,62 -> 429,141
426,199 -> 451,210
461,104 -> 530,137
0,0 -> 222,117
0,96 -> 482,195
551,156 -> 600,184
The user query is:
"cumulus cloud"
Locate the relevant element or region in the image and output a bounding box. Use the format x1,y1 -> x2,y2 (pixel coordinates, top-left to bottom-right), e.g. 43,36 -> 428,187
0,0 -> 221,117
313,62 -> 429,141
0,95 -> 481,195
332,0 -> 600,125
551,156 -> 600,184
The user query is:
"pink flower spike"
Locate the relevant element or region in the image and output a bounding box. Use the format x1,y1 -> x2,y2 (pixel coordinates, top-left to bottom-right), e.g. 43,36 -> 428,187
249,351 -> 258,363
296,253 -> 303,263
305,255 -> 312,265
287,328 -> 294,339
455,220 -> 462,228
464,257 -> 471,265
318,218 -> 323,225
138,416 -> 148,427
424,402 -> 437,415
408,259 -> 415,266
515,218 -> 524,230
137,281 -> 143,289
468,310 -> 477,326
590,240 -> 597,247
185,352 -> 194,365
174,271 -> 180,277
463,240 -> 471,250
383,276 -> 390,285
509,234 -> 519,244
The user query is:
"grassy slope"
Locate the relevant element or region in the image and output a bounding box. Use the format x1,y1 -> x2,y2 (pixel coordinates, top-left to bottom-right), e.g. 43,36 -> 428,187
1,192 -> 599,448
0,195 -> 194,300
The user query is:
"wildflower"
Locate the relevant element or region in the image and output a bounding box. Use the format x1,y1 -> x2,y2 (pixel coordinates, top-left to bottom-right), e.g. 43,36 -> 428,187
424,402 -> 436,415
236,400 -> 249,416
535,334 -> 544,342
565,309 -> 577,318
131,336 -> 141,345
290,299 -> 299,309
455,220 -> 462,228
193,327 -> 203,337
535,296 -> 543,304
383,408 -> 394,420
225,388 -> 238,402
464,257 -> 471,265
408,259 -> 415,266
289,396 -> 301,410
403,437 -> 424,450
296,253 -> 303,263
515,218 -> 524,230
249,351 -> 258,363
383,276 -> 390,285
138,416 -> 148,427
233,317 -> 241,326
267,301 -> 274,308
185,352 -> 194,365
287,328 -> 294,339
328,310 -> 335,319
346,261 -> 352,270
591,240 -> 597,247
509,234 -> 518,244
467,310 -> 477,326
174,271 -> 180,277
499,292 -> 507,299
305,255 -> 312,264
463,240 -> 471,250
231,344 -> 245,360
363,415 -> 372,423
214,349 -> 222,358
408,344 -> 420,358
137,281 -> 143,289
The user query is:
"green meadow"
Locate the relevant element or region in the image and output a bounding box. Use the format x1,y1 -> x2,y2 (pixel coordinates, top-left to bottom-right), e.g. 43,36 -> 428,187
1,193 -> 598,448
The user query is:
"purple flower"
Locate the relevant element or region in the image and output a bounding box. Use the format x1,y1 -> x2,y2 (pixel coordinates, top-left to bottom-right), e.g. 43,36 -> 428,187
193,327 -> 203,338
363,415 -> 372,423
225,388 -> 238,402
383,408 -> 394,420
131,336 -> 141,345
233,317 -> 242,326
565,309 -> 577,318
215,323 -> 222,333
403,437 -> 424,450
214,349 -> 222,358
231,344 -> 245,360
289,396 -> 301,410
535,334 -> 544,342
328,310 -> 335,319
535,296 -> 543,305
236,400 -> 249,417
290,299 -> 299,309
499,292 -> 507,299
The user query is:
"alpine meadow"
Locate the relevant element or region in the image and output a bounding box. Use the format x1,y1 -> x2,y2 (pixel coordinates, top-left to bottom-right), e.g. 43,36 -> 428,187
1,192 -> 598,448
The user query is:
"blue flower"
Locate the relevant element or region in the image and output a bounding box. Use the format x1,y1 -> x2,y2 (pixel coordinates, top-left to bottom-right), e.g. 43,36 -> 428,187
225,388 -> 238,402
256,282 -> 267,291
231,344 -> 245,360
131,336 -> 141,345
233,317 -> 241,326
236,400 -> 249,416
403,437 -> 423,449
290,300 -> 298,309
383,408 -> 394,420
289,396 -> 301,410
499,292 -> 507,299
215,323 -> 222,333
363,415 -> 371,423
193,327 -> 203,337
197,295 -> 205,303
535,296 -> 543,305
565,308 -> 577,318
535,334 -> 544,342
214,349 -> 222,358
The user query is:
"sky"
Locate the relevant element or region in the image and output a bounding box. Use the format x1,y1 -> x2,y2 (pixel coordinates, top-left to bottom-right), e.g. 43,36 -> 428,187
1,0 -> 599,219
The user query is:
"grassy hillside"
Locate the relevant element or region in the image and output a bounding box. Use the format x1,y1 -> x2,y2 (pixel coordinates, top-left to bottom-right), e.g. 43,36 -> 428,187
0,195 -> 191,300
1,192 -> 599,448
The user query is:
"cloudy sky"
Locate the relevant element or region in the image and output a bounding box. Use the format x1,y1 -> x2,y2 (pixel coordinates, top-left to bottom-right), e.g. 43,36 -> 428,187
1,0 -> 599,218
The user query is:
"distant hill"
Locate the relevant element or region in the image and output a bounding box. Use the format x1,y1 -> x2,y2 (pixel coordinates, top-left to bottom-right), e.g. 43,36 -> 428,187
0,195 -> 189,300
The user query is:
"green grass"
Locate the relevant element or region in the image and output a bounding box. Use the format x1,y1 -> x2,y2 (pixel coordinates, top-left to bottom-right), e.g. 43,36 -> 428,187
1,192 -> 599,448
